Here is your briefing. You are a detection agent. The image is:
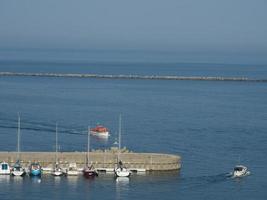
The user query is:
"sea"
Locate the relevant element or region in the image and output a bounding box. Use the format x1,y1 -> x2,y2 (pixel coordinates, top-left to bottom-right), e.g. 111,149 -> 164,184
0,49 -> 267,200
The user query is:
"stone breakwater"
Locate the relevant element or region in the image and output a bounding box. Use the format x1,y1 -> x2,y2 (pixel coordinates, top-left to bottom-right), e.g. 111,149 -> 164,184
1,72 -> 266,82
0,151 -> 181,171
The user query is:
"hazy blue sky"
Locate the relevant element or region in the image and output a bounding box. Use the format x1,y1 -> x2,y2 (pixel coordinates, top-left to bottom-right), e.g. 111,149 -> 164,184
0,0 -> 267,63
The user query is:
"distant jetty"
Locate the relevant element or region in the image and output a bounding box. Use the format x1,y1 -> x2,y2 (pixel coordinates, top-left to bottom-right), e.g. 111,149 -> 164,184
1,72 -> 267,82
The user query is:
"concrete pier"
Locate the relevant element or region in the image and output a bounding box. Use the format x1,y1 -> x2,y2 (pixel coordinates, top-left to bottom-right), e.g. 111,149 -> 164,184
0,151 -> 181,171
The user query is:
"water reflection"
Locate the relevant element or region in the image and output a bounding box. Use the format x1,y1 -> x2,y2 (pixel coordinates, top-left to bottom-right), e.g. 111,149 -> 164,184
134,170 -> 180,183
115,177 -> 129,200
91,134 -> 109,143
11,176 -> 24,184
30,176 -> 42,184
67,175 -> 79,187
53,176 -> 64,186
0,175 -> 10,183
116,177 -> 129,184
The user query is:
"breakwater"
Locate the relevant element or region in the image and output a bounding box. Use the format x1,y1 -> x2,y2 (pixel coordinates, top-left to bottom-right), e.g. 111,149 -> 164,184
1,72 -> 266,82
0,151 -> 181,171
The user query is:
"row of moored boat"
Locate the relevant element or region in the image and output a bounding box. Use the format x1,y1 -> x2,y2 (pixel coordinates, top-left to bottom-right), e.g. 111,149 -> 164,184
0,161 -> 130,177
0,114 -> 130,178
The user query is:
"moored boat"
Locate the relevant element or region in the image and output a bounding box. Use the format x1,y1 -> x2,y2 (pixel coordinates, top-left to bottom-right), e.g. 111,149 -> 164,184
83,126 -> 98,178
51,163 -> 64,176
90,125 -> 109,137
115,160 -> 131,177
51,123 -> 64,176
0,162 -> 10,175
83,165 -> 98,178
11,160 -> 26,176
66,163 -> 79,176
11,114 -> 26,176
114,115 -> 131,177
29,162 -> 42,176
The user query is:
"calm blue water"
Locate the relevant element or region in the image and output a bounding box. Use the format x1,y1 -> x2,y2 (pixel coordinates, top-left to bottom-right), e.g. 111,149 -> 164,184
0,53 -> 267,199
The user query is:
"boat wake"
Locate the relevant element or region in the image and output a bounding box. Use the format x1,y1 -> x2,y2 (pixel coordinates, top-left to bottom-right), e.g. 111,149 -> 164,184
0,117 -> 87,136
180,173 -> 231,189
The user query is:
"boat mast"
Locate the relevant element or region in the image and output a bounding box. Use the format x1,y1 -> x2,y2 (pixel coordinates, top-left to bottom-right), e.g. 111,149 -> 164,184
55,123 -> 58,165
17,113 -> 21,160
87,126 -> 90,167
118,114 -> 122,161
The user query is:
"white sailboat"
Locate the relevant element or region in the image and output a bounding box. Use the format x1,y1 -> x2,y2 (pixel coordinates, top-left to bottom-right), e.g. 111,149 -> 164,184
51,123 -> 64,176
114,115 -> 131,177
83,126 -> 98,178
11,114 -> 26,176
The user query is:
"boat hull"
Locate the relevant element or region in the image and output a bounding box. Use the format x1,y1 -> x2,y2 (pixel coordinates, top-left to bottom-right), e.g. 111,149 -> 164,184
233,170 -> 250,178
114,168 -> 131,177
67,171 -> 79,176
0,171 -> 10,175
83,169 -> 98,178
52,171 -> 64,176
90,131 -> 109,137
12,170 -> 26,176
30,169 -> 41,176
51,167 -> 64,176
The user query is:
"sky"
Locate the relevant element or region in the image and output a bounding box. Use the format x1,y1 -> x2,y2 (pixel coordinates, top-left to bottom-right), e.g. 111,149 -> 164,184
0,0 -> 267,64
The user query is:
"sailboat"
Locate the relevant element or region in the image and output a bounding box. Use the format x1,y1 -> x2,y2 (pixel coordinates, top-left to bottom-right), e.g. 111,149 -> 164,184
51,123 -> 64,176
114,115 -> 131,177
11,114 -> 26,176
83,126 -> 98,178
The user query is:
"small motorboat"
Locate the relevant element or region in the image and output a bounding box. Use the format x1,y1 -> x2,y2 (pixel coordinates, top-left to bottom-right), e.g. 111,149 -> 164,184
66,163 -> 79,176
232,165 -> 250,178
90,125 -> 109,137
0,162 -> 10,175
29,162 -> 42,176
11,160 -> 26,176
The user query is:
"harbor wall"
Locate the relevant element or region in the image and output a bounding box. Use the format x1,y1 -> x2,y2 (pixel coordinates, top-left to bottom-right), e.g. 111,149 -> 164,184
0,151 -> 181,171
